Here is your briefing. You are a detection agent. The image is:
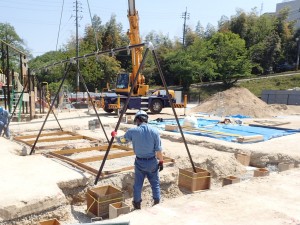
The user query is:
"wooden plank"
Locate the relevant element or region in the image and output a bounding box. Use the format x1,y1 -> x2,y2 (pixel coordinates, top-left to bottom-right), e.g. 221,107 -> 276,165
104,166 -> 134,175
103,157 -> 175,175
14,131 -> 72,140
111,144 -> 133,151
52,145 -> 134,155
253,120 -> 290,127
75,151 -> 135,163
47,152 -> 174,177
80,135 -> 98,142
236,135 -> 264,143
26,135 -> 86,144
46,152 -> 101,177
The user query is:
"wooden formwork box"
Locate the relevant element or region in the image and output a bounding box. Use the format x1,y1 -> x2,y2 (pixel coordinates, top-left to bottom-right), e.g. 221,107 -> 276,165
109,202 -> 130,219
254,168 -> 269,177
38,219 -> 60,225
235,153 -> 250,166
222,176 -> 240,186
278,162 -> 294,172
86,185 -> 123,217
178,167 -> 211,192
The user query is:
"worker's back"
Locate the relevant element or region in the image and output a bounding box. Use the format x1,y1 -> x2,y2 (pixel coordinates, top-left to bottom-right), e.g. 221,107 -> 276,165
125,123 -> 161,158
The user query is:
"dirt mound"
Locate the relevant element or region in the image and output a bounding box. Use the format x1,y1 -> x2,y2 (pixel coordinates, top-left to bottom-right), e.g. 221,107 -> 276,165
190,87 -> 292,118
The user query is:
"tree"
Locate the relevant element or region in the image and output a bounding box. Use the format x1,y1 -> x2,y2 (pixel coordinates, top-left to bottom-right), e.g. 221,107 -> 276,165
101,14 -> 126,50
0,23 -> 30,70
163,49 -> 196,90
249,32 -> 281,74
0,23 -> 24,48
208,32 -> 252,86
185,27 -> 198,47
83,15 -> 104,52
143,31 -> 173,86
188,37 -> 217,83
204,23 -> 217,38
195,21 -> 205,38
218,15 -> 230,33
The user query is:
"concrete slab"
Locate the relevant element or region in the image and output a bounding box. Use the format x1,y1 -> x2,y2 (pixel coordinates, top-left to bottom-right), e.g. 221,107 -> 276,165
0,137 -> 91,221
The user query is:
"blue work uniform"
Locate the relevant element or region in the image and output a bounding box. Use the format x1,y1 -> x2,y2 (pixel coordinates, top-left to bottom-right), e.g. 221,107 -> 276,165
0,110 -> 10,138
124,123 -> 162,203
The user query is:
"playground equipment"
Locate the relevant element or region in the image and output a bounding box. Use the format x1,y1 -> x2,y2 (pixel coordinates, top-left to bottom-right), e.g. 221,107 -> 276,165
0,39 -> 40,121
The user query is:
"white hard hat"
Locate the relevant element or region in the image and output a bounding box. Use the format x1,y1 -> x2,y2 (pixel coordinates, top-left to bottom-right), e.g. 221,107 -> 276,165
135,110 -> 148,118
134,110 -> 148,123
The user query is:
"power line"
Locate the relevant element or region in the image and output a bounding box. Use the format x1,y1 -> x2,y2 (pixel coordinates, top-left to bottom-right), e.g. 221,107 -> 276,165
86,0 -> 99,51
56,0 -> 65,51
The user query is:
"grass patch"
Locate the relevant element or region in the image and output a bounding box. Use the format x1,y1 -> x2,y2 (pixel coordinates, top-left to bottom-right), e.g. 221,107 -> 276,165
188,73 -> 300,102
239,74 -> 300,97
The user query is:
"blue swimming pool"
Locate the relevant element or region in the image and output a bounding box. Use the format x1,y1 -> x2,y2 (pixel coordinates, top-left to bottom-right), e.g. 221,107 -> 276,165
148,118 -> 298,143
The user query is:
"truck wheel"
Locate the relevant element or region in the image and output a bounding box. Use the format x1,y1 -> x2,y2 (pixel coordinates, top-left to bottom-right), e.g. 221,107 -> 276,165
149,99 -> 163,114
104,107 -> 114,113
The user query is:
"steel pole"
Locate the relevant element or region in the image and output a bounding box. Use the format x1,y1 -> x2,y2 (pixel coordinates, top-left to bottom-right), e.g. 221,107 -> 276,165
152,49 -> 197,173
94,48 -> 150,185
29,64 -> 71,155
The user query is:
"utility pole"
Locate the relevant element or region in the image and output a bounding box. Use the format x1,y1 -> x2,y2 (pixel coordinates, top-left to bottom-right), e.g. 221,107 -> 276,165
181,7 -> 190,48
74,0 -> 81,102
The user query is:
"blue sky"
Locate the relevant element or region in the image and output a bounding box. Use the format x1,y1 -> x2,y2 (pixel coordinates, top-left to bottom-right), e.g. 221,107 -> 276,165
0,0 -> 282,57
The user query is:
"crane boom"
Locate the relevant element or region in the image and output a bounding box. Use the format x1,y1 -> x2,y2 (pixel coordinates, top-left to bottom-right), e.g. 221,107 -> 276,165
102,0 -> 177,114
126,0 -> 148,96
128,0 -> 135,16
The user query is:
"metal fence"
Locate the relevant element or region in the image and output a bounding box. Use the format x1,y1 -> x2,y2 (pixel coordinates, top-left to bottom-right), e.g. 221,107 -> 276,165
261,90 -> 300,105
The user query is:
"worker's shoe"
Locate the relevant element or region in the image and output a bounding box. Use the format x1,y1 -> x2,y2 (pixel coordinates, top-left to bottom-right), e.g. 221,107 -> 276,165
132,201 -> 141,210
153,199 -> 160,206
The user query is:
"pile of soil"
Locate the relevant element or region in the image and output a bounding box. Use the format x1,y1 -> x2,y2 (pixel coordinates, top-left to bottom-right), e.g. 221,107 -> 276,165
190,87 -> 298,118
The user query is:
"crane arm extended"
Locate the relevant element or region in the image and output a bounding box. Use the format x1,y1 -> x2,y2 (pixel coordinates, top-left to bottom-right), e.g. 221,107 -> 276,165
127,0 -> 146,95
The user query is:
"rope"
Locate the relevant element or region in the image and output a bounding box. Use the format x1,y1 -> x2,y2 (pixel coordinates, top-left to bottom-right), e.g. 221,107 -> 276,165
87,0 -> 100,52
56,0 -> 65,51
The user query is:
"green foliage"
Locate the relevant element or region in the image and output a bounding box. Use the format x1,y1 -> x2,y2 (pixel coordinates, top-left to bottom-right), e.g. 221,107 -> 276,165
22,6 -> 299,94
143,31 -> 174,85
239,74 -> 300,96
0,23 -> 30,70
219,8 -> 296,75
208,32 -> 252,86
189,74 -> 300,102
0,23 -> 24,47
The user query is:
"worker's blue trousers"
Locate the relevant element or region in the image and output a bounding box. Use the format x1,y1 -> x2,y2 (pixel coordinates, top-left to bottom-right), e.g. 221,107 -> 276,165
0,121 -> 10,138
133,158 -> 160,203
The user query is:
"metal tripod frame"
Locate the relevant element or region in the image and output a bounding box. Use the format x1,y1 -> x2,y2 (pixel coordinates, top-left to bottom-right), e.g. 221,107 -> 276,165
28,62 -> 108,154
94,43 -> 196,184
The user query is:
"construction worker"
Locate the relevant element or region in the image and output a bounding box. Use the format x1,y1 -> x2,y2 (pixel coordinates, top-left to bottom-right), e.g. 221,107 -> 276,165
112,110 -> 163,210
0,107 -> 10,138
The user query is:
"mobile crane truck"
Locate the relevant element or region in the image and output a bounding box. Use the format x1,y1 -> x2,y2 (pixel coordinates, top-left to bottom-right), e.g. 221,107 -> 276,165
101,0 -> 185,114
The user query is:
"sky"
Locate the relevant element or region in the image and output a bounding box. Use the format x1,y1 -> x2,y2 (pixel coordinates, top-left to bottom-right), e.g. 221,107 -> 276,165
0,0 -> 283,57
